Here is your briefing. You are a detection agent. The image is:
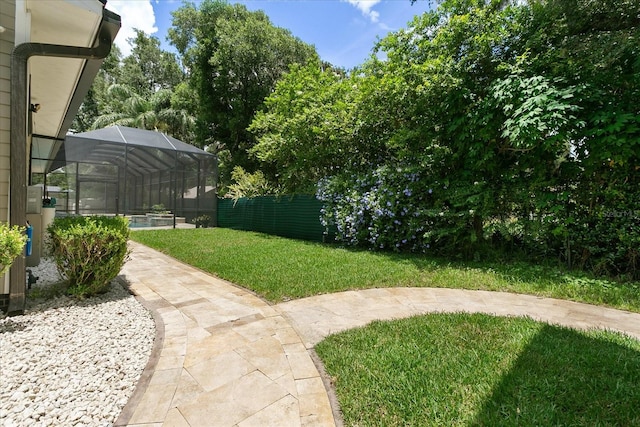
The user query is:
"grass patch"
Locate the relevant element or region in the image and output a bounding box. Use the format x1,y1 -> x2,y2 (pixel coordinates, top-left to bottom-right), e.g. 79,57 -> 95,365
315,313 -> 640,426
130,228 -> 640,311
130,229 -> 640,424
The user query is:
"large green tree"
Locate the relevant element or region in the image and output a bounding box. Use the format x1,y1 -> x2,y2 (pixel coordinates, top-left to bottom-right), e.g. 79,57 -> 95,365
168,0 -> 318,187
255,0 -> 639,277
518,0 -> 640,274
73,31 -> 193,141
249,62 -> 356,193
120,29 -> 184,98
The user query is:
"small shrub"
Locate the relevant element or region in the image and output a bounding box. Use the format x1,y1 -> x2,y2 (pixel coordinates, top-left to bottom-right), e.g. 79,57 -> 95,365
0,222 -> 27,276
225,166 -> 274,201
194,214 -> 212,228
151,204 -> 169,214
48,216 -> 130,297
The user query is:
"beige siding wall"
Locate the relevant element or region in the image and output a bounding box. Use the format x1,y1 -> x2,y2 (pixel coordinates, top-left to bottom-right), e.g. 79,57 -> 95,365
0,0 -> 15,224
1,0 -> 15,295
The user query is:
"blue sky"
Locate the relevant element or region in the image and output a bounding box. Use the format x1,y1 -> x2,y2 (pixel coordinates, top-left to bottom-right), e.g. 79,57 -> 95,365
105,0 -> 433,69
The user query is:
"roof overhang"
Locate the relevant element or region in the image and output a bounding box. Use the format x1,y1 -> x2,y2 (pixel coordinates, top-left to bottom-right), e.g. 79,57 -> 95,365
18,0 -> 120,140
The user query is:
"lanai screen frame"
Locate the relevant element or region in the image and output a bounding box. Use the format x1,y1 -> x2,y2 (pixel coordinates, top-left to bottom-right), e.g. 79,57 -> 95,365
32,126 -> 216,223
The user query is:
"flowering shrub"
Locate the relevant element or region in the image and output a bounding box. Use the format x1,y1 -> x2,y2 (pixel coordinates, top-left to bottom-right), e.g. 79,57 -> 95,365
318,167 -> 640,279
317,166 -> 482,253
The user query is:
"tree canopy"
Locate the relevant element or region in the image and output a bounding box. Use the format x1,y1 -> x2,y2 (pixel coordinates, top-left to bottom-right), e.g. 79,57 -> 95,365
250,0 -> 640,277
168,0 -> 319,188
120,29 -> 184,98
72,30 -> 194,143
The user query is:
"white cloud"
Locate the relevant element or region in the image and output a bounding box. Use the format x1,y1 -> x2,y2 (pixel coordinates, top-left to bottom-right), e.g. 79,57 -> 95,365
344,0 -> 382,23
105,0 -> 158,57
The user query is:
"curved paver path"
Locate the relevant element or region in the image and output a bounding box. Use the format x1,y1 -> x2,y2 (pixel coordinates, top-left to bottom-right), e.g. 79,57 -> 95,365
277,287 -> 640,349
117,242 -> 640,426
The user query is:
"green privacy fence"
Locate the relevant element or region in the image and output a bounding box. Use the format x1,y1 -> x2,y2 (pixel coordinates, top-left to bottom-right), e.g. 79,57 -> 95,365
216,195 -> 335,242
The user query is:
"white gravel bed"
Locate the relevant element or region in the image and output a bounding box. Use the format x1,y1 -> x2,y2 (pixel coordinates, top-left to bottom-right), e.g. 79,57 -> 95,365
0,259 -> 155,427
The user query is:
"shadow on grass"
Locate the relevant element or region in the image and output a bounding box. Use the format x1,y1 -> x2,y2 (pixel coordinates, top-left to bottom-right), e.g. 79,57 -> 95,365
139,227 -> 640,290
376,249 -> 563,282
313,238 -> 556,279
331,242 -> 640,303
317,314 -> 640,426
471,325 -> 640,426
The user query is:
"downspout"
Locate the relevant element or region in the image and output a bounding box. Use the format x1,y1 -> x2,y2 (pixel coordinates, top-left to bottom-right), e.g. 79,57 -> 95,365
8,28 -> 113,315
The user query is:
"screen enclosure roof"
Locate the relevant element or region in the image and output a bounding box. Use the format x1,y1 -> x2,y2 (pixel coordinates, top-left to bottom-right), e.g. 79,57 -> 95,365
42,126 -> 213,177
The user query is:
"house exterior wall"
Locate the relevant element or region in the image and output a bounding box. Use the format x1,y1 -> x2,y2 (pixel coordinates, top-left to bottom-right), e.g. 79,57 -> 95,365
0,0 -> 16,305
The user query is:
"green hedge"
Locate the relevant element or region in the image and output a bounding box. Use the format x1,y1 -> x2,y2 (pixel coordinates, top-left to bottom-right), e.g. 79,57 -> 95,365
48,216 -> 129,297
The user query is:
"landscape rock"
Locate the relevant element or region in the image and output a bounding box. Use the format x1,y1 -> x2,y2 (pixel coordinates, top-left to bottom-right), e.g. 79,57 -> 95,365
0,258 -> 155,426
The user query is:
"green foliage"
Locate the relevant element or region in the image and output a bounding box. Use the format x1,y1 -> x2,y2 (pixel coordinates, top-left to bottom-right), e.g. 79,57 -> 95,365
489,72 -> 584,153
120,29 -> 184,98
150,204 -> 169,214
91,84 -> 195,143
48,216 -> 130,297
286,0 -> 640,278
224,166 -> 274,201
74,30 -> 194,143
0,223 -> 27,276
168,0 -> 318,188
249,62 -> 355,193
71,45 -> 123,133
193,215 -> 211,228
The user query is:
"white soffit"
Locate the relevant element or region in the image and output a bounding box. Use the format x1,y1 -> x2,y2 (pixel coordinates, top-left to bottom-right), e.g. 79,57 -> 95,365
25,0 -> 103,139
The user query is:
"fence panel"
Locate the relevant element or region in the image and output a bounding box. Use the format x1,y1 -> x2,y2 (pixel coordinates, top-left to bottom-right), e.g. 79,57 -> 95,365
217,195 -> 333,242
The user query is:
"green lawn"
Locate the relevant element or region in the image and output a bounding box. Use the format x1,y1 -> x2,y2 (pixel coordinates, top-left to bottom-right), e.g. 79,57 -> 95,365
130,228 -> 640,311
316,313 -> 640,426
130,228 -> 640,426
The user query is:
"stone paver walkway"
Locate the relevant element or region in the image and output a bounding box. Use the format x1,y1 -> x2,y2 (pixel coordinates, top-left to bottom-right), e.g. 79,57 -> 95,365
278,288 -> 640,349
117,242 -> 640,426
116,242 -> 334,427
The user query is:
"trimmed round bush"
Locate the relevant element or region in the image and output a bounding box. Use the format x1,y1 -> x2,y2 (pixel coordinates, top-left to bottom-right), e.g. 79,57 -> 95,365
48,216 -> 130,297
